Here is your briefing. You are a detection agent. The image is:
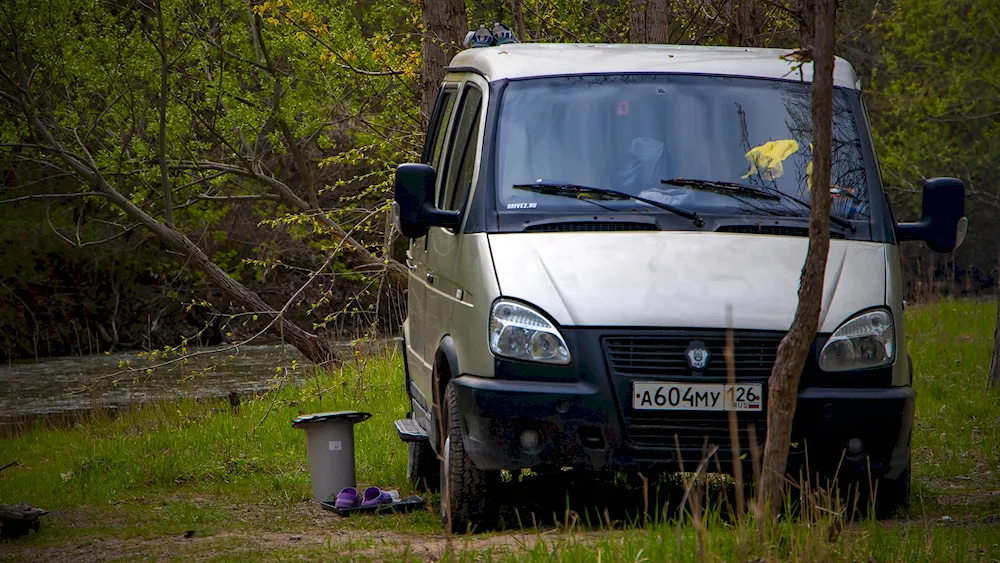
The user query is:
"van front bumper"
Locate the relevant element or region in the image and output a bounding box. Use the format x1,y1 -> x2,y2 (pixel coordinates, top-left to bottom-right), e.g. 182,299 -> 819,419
451,374 -> 915,480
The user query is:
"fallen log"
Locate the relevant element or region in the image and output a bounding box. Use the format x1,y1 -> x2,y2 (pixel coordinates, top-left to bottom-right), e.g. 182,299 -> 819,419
0,503 -> 48,539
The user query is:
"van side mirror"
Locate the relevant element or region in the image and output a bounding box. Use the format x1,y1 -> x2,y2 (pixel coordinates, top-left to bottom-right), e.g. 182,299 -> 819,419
895,177 -> 968,253
391,163 -> 461,239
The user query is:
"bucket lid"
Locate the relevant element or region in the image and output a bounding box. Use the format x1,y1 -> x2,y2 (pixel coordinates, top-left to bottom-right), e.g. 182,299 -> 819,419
292,411 -> 372,428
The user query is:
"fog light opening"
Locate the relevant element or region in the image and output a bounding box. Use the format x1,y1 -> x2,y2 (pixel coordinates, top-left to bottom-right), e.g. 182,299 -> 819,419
520,429 -> 541,453
579,426 -> 606,450
847,438 -> 863,454
846,437 -> 865,461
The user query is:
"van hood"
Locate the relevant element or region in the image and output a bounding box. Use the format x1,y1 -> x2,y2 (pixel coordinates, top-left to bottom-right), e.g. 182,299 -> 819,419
487,231 -> 886,332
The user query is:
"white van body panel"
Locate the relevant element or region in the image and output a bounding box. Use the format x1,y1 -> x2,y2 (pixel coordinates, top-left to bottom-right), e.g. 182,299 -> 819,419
446,43 -> 861,89
884,244 -> 909,385
449,233 -> 503,379
488,232 -> 886,332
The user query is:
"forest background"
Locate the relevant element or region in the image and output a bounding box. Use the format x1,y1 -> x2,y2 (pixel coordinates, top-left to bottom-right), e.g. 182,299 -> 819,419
1,0 -> 996,363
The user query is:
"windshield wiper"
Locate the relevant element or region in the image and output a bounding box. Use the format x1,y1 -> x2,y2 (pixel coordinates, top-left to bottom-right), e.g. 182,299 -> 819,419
513,182 -> 705,227
661,178 -> 856,233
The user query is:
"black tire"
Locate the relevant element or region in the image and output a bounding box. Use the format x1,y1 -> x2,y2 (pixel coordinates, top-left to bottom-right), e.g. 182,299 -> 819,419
838,459 -> 911,520
440,383 -> 500,534
407,438 -> 441,493
872,463 -> 911,519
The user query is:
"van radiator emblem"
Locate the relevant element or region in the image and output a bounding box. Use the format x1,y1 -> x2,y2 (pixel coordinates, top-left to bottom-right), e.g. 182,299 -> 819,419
685,340 -> 711,370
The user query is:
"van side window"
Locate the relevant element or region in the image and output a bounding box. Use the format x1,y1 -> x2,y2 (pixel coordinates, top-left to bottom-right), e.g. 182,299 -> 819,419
424,87 -> 458,170
439,85 -> 483,212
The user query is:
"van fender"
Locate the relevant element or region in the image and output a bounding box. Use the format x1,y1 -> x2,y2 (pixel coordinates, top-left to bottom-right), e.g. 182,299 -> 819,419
428,335 -> 460,453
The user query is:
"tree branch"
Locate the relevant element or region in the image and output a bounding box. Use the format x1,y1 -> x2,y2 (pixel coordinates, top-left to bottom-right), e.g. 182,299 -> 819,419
0,191 -> 104,205
155,0 -> 173,226
249,14 -> 322,210
194,193 -> 281,202
7,26 -> 336,364
172,159 -> 407,288
278,13 -> 405,77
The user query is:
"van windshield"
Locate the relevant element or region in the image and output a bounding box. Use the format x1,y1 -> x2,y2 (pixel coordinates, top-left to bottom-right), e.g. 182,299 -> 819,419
495,74 -> 871,221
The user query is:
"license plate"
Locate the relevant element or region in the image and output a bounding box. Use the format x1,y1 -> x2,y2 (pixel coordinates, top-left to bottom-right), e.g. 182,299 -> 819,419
632,382 -> 763,411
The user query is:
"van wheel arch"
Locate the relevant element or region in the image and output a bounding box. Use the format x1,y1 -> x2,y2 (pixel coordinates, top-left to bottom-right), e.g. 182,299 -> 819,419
431,336 -> 461,452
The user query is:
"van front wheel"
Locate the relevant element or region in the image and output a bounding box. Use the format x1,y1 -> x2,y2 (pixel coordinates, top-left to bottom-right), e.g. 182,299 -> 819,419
440,383 -> 500,534
838,458 -> 911,520
873,463 -> 911,519
407,439 -> 440,493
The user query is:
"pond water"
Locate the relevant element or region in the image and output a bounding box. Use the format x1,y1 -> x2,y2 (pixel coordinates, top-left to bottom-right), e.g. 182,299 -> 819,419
0,340 -> 398,423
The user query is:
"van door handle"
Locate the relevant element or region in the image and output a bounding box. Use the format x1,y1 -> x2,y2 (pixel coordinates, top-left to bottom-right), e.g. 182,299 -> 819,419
426,272 -> 435,284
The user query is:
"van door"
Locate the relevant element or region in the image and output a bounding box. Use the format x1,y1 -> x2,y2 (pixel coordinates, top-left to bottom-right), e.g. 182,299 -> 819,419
407,84 -> 459,415
425,80 -> 485,383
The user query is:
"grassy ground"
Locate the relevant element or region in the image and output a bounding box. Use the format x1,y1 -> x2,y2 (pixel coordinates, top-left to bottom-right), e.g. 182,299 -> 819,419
1,299 -> 999,561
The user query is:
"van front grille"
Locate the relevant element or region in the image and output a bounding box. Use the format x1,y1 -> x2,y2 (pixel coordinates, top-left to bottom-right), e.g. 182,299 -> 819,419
603,330 -> 784,382
626,411 -> 766,451
603,330 -> 782,451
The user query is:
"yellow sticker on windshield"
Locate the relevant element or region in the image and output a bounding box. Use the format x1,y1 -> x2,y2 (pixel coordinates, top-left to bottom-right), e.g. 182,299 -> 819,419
742,139 -> 799,181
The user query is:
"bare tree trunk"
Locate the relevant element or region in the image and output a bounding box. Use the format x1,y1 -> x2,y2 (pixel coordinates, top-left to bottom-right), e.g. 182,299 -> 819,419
629,0 -> 647,43
509,0 -> 527,41
794,0 -> 816,47
630,0 -> 668,44
155,0 -> 173,226
727,0 -> 759,47
756,0 -> 836,521
420,0 -> 468,130
991,255 -> 1000,391
646,0 -> 669,43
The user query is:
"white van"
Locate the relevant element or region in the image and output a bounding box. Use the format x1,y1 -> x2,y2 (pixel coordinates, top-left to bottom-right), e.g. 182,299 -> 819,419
391,43 -> 968,532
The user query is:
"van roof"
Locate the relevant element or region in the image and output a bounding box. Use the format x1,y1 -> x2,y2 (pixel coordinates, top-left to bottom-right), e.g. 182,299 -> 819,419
446,43 -> 861,90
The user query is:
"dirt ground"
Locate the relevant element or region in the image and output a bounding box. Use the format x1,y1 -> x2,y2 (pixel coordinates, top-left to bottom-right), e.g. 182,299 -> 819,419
5,481 -> 1000,563
1,507 -> 585,562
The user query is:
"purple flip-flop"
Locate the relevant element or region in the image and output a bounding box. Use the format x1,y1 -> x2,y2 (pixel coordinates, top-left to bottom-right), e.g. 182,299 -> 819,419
334,487 -> 360,509
360,486 -> 394,508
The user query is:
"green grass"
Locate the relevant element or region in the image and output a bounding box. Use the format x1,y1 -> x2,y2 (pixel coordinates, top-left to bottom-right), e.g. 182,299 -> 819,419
0,345 -> 416,511
0,344 -> 444,554
906,299 -> 1000,490
2,299 -> 999,561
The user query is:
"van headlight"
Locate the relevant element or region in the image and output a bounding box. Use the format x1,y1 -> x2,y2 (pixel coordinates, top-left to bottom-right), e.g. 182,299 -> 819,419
818,309 -> 895,372
489,300 -> 571,365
